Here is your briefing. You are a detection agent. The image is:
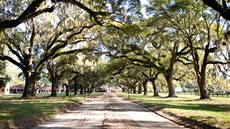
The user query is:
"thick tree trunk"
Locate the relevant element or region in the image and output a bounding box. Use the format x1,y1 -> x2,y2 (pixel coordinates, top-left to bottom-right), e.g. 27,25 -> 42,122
51,84 -> 57,96
198,55 -> 210,99
51,78 -> 58,96
138,83 -> 142,94
80,85 -> 84,94
150,78 -> 159,96
22,74 -> 30,98
29,81 -> 36,96
22,73 -> 36,98
74,82 -> 78,95
165,52 -> 176,97
65,84 -> 69,96
133,86 -> 137,94
198,78 -> 209,99
143,79 -> 148,95
165,75 -> 175,97
22,49 -> 37,97
193,44 -> 210,99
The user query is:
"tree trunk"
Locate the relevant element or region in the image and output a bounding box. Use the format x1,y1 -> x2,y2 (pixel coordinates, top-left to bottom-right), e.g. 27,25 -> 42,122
22,74 -> 30,98
165,75 -> 175,97
150,78 -> 159,96
198,43 -> 209,99
51,77 -> 58,96
22,73 -> 36,98
24,45 -> 37,97
165,53 -> 176,97
138,83 -> 142,94
80,85 -> 84,94
198,50 -> 210,99
193,44 -> 210,99
133,86 -> 137,94
84,86 -> 87,94
29,81 -> 36,96
74,81 -> 78,95
143,79 -> 148,95
65,84 -> 69,96
197,77 -> 209,99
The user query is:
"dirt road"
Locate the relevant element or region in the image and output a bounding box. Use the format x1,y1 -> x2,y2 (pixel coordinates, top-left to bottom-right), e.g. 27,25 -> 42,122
34,93 -> 187,129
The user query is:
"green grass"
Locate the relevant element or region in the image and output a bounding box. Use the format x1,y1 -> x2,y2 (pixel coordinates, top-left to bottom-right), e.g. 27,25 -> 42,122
117,92 -> 230,129
0,92 -> 102,125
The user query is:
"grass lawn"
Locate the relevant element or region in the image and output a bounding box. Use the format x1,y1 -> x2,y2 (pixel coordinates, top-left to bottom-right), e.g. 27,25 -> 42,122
0,92 -> 102,127
117,92 -> 230,129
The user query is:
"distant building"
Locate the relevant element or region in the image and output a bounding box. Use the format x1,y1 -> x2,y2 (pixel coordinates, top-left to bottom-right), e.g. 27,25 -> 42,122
0,83 -> 10,95
37,86 -> 65,93
1,84 -> 66,95
10,84 -> 24,94
37,86 -> 51,93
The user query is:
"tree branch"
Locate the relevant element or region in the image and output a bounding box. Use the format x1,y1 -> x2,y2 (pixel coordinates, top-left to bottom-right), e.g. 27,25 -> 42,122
0,55 -> 25,72
207,61 -> 230,64
177,58 -> 193,65
0,0 -> 106,31
35,25 -> 95,73
53,48 -> 93,59
0,0 -> 54,31
202,0 -> 230,20
52,0 -> 107,25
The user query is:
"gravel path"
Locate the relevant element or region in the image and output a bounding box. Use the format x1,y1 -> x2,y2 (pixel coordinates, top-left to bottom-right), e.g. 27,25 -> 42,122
33,93 -> 188,129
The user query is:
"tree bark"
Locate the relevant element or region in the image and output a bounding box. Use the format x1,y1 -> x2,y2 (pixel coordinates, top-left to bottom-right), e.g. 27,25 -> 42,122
197,76 -> 209,99
22,72 -> 37,98
150,78 -> 159,96
133,86 -> 137,94
138,83 -> 142,94
143,79 -> 148,95
65,84 -> 69,96
165,74 -> 175,97
74,81 -> 78,95
22,74 -> 31,98
51,77 -> 58,96
80,85 -> 84,94
190,40 -> 210,99
198,46 -> 210,99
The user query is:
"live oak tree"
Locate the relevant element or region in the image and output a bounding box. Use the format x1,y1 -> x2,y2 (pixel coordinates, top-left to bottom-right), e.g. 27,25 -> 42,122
47,54 -> 78,96
47,36 -> 97,97
113,73 -> 139,94
107,57 -> 150,95
125,65 -> 148,95
0,7 -> 97,98
142,68 -> 160,96
155,1 -> 211,99
158,0 -> 229,99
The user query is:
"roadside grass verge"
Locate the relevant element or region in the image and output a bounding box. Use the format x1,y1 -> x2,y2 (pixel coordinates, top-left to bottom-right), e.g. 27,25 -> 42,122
117,92 -> 230,129
0,92 -> 103,128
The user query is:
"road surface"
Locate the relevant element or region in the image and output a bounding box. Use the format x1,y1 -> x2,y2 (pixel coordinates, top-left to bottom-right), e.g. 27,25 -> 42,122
34,93 -> 187,129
